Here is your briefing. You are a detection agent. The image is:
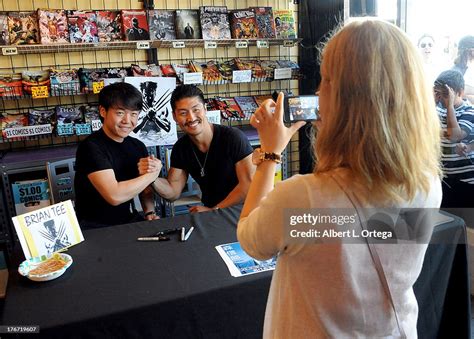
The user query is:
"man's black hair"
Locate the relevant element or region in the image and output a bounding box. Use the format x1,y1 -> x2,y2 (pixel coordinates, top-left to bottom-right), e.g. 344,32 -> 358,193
98,82 -> 143,112
170,85 -> 205,111
434,70 -> 465,94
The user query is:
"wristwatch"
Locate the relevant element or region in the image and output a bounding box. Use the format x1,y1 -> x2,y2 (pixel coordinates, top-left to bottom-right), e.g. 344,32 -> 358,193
252,148 -> 282,165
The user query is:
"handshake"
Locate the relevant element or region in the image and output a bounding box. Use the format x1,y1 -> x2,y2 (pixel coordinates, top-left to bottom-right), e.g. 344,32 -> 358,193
138,154 -> 163,176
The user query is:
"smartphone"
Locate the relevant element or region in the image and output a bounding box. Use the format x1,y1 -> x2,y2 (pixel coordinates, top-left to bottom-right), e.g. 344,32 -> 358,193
284,95 -> 319,123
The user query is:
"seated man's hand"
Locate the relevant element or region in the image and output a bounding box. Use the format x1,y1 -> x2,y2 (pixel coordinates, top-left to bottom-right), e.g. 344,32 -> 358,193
188,205 -> 214,213
138,155 -> 162,176
456,142 -> 469,156
145,213 -> 160,221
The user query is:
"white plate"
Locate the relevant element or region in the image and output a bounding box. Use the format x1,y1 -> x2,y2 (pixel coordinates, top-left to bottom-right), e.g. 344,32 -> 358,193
18,253 -> 73,282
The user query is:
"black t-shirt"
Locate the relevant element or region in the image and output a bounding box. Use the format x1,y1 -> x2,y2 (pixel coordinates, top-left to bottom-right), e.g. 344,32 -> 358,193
171,124 -> 253,207
74,129 -> 148,226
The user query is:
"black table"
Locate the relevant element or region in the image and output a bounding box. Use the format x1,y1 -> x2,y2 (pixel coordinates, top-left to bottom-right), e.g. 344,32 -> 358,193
0,206 -> 470,338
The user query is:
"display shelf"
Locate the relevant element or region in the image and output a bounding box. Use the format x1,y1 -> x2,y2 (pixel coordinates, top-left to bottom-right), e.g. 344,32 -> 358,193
1,38 -> 301,55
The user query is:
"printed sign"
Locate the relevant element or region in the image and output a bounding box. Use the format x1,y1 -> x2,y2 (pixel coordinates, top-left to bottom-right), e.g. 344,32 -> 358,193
31,86 -> 49,99
2,47 -> 18,55
235,41 -> 248,49
172,41 -> 186,48
205,41 -> 217,49
274,68 -> 292,80
11,179 -> 51,216
232,70 -> 252,83
257,40 -> 269,48
4,124 -> 53,138
136,41 -> 150,49
184,72 -> 203,85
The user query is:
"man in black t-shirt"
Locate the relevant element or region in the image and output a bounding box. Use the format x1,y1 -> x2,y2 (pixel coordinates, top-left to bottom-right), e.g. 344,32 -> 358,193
74,83 -> 161,227
138,85 -> 254,213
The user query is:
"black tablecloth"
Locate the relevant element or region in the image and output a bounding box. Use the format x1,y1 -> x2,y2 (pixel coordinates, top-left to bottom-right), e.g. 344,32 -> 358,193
0,207 -> 470,338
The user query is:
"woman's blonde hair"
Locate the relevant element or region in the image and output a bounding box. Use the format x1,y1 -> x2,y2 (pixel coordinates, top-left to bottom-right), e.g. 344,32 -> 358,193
315,18 -> 441,203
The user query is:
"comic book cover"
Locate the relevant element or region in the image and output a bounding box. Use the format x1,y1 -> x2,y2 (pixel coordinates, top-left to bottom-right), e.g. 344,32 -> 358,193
7,12 -> 40,45
215,97 -> 245,119
130,64 -> 162,77
191,60 -> 225,84
234,58 -> 266,80
81,104 -> 102,131
234,96 -> 258,116
273,9 -> 296,39
175,9 -> 201,40
160,64 -> 177,78
1,113 -> 28,140
21,70 -> 50,95
78,68 -> 108,93
0,73 -> 23,97
148,10 -> 176,40
0,12 -> 9,45
260,60 -> 279,81
199,6 -> 231,40
28,108 -> 55,127
172,63 -> 190,84
37,9 -> 69,44
121,10 -> 150,41
67,10 -> 99,43
251,7 -> 275,39
229,10 -> 258,39
50,69 -> 80,96
277,59 -> 300,79
218,60 -> 235,81
253,94 -> 273,107
96,10 -> 122,42
56,106 -> 83,136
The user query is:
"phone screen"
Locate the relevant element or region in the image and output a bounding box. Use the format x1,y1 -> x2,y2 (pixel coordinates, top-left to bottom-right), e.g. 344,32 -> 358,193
285,95 -> 319,122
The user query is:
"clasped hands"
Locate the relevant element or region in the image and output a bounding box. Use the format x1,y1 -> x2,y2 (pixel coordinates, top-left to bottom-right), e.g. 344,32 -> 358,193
138,154 -> 163,176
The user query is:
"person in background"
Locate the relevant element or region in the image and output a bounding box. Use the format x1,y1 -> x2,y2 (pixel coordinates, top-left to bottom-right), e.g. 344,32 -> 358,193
74,82 -> 161,228
452,35 -> 474,103
139,85 -> 254,213
434,70 -> 474,208
237,18 -> 442,338
417,34 -> 443,84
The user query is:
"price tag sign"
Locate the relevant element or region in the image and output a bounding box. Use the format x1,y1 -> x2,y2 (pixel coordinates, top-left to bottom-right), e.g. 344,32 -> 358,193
274,68 -> 292,80
232,70 -> 252,83
92,81 -> 104,94
75,123 -> 92,135
31,86 -> 49,99
136,41 -> 150,49
172,41 -> 186,49
56,123 -> 74,136
257,40 -> 269,48
184,72 -> 203,85
2,47 -> 18,55
205,41 -> 217,49
283,40 -> 295,47
91,120 -> 103,131
235,41 -> 248,49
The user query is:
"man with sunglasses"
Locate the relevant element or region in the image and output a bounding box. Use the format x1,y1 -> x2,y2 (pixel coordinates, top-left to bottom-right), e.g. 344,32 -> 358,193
434,70 -> 474,208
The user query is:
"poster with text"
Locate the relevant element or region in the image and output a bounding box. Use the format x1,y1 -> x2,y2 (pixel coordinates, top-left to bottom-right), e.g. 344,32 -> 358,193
125,76 -> 177,146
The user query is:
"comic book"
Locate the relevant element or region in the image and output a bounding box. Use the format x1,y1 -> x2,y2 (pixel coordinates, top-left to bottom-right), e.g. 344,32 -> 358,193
0,73 -> 23,98
81,104 -> 102,132
121,10 -> 150,41
160,64 -> 177,78
277,59 -> 300,79
37,9 -> 69,44
21,70 -> 50,95
218,60 -> 235,81
50,69 -> 80,96
251,7 -> 275,39
175,9 -> 201,40
148,10 -> 176,40
0,12 -> 9,45
67,10 -> 99,43
229,10 -> 258,39
215,97 -> 245,119
234,96 -> 258,116
78,68 -> 108,93
190,60 -> 225,84
199,6 -> 231,40
234,58 -> 266,80
273,9 -> 296,39
96,10 -> 122,42
7,12 -> 40,45
130,64 -> 162,77
253,94 -> 273,107
28,108 -> 55,127
1,113 -> 28,140
260,60 -> 279,81
56,106 -> 83,136
172,63 -> 191,84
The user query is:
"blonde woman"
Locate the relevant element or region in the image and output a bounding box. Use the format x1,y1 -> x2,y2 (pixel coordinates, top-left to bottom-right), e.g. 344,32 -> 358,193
238,18 -> 442,338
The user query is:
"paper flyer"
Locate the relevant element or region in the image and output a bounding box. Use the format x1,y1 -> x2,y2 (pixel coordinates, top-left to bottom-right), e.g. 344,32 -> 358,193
215,242 -> 276,277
